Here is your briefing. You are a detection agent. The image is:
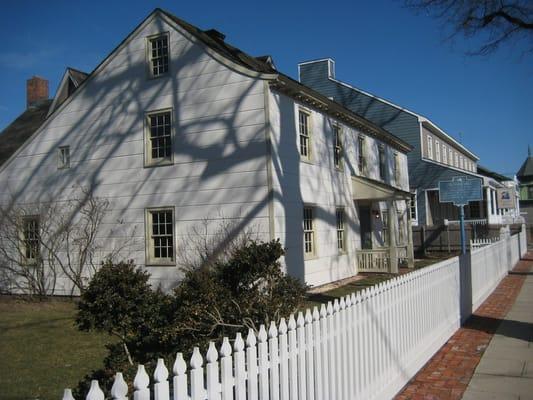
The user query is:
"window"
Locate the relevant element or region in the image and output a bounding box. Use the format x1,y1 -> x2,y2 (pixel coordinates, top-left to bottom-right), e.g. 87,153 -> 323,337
358,136 -> 366,175
146,208 -> 175,265
21,216 -> 39,264
145,110 -> 172,166
442,145 -> 448,164
333,125 -> 342,169
454,152 -> 459,167
393,152 -> 400,183
427,135 -> 433,159
299,110 -> 311,160
398,214 -> 406,245
58,146 -> 70,169
528,186 -> 533,199
435,140 -> 441,162
379,146 -> 386,181
381,210 -> 389,246
148,34 -> 169,77
303,206 -> 315,257
336,208 -> 346,252
460,156 -> 464,170
410,192 -> 417,221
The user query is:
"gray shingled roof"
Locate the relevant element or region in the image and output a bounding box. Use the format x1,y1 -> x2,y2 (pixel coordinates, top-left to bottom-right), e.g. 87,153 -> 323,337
0,100 -> 52,167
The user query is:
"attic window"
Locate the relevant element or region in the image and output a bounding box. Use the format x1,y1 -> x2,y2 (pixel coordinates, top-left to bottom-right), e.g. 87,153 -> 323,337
148,34 -> 169,77
58,146 -> 70,169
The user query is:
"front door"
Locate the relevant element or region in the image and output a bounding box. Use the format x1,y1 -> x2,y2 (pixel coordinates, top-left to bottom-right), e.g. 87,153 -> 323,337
359,204 -> 372,249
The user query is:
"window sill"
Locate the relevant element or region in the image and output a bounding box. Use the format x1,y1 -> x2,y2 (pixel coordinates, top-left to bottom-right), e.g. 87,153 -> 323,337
144,159 -> 174,168
300,158 -> 314,165
304,254 -> 318,261
146,261 -> 176,267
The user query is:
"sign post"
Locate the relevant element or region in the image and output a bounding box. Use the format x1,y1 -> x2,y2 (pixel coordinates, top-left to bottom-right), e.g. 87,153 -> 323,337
438,176 -> 483,254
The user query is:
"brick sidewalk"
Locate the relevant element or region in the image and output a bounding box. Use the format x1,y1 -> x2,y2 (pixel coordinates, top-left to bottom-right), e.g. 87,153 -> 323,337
395,252 -> 532,400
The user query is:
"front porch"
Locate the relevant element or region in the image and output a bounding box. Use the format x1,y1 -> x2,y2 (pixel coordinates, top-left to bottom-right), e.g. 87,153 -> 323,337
352,175 -> 415,273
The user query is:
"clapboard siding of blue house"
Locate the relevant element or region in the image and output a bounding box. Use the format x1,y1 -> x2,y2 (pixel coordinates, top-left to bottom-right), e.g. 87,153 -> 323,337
298,58 -> 491,226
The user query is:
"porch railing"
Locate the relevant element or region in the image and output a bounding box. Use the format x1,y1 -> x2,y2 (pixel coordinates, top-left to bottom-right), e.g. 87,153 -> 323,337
357,249 -> 390,272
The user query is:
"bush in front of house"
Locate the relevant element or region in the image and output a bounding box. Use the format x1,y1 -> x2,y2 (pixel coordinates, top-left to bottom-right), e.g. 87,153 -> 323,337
74,239 -> 307,397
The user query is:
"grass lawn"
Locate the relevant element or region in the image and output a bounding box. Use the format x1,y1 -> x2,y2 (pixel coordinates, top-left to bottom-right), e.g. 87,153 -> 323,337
0,297 -> 111,400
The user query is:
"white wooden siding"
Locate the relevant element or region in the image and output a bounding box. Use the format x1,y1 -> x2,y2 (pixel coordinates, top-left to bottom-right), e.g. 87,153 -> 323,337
0,15 -> 270,292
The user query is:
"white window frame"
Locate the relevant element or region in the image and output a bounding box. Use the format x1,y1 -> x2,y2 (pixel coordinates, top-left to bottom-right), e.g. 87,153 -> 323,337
145,207 -> 176,266
303,206 -> 316,258
20,216 -> 40,265
333,124 -> 343,170
358,135 -> 366,175
410,191 -> 418,224
442,145 -> 448,164
427,135 -> 433,159
298,109 -> 312,161
57,146 -> 70,169
393,152 -> 400,184
336,207 -> 346,253
435,140 -> 441,162
147,32 -> 170,78
378,145 -> 387,181
454,151 -> 459,167
144,108 -> 174,167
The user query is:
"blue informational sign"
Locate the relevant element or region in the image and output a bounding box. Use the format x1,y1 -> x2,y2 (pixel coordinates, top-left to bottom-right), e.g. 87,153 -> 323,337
439,176 -> 483,206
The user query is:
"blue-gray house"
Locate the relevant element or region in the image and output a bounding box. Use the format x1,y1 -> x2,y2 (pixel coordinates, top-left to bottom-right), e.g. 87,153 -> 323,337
299,58 -> 506,227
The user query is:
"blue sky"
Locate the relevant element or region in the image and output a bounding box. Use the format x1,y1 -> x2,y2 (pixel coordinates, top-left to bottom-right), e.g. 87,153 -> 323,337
1,0 -> 531,176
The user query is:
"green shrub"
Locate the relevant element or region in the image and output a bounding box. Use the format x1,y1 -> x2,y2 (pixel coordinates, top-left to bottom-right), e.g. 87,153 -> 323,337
74,240 -> 307,397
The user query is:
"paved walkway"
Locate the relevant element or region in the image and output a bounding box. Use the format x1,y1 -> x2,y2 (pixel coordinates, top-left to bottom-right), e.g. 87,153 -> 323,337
462,254 -> 533,400
395,252 -> 533,400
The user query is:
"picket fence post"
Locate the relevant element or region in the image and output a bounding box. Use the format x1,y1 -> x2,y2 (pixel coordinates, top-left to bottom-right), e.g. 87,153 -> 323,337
153,359 -> 169,400
86,380 -> 104,400
220,338 -> 233,400
62,389 -> 75,400
133,365 -> 149,400
206,342 -> 221,400
173,353 -> 188,400
246,329 -> 259,400
278,318 -> 289,400
111,372 -> 128,400
234,333 -> 246,400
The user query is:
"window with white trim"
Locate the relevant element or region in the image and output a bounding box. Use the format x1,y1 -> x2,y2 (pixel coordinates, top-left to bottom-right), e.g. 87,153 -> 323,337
145,110 -> 172,166
336,207 -> 346,252
381,210 -> 389,246
146,208 -> 175,265
435,140 -> 441,162
148,34 -> 169,77
21,216 -> 39,264
442,145 -> 448,164
358,135 -> 366,175
333,124 -> 342,169
460,156 -> 464,170
298,110 -> 311,160
58,146 -> 70,169
393,152 -> 400,183
379,145 -> 386,181
454,151 -> 459,167
410,192 -> 417,222
303,206 -> 315,256
427,135 -> 433,159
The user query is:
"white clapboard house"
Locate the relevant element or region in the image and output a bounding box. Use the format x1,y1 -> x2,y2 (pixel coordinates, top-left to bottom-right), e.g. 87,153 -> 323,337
0,9 -> 413,294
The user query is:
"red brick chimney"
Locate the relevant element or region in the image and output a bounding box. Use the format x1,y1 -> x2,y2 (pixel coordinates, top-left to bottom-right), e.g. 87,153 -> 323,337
26,76 -> 49,108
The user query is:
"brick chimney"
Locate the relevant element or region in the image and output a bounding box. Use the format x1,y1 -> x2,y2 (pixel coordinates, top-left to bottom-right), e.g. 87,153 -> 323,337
26,76 -> 49,108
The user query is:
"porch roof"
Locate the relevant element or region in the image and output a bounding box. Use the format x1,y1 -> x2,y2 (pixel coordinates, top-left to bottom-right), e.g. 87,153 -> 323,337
351,175 -> 411,201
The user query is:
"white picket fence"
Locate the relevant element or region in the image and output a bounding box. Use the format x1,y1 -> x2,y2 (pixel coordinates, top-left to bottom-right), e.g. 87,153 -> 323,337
469,237 -> 499,250
63,227 -> 528,400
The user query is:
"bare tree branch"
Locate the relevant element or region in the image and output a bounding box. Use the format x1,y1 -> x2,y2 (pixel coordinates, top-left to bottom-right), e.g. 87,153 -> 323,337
405,0 -> 533,55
